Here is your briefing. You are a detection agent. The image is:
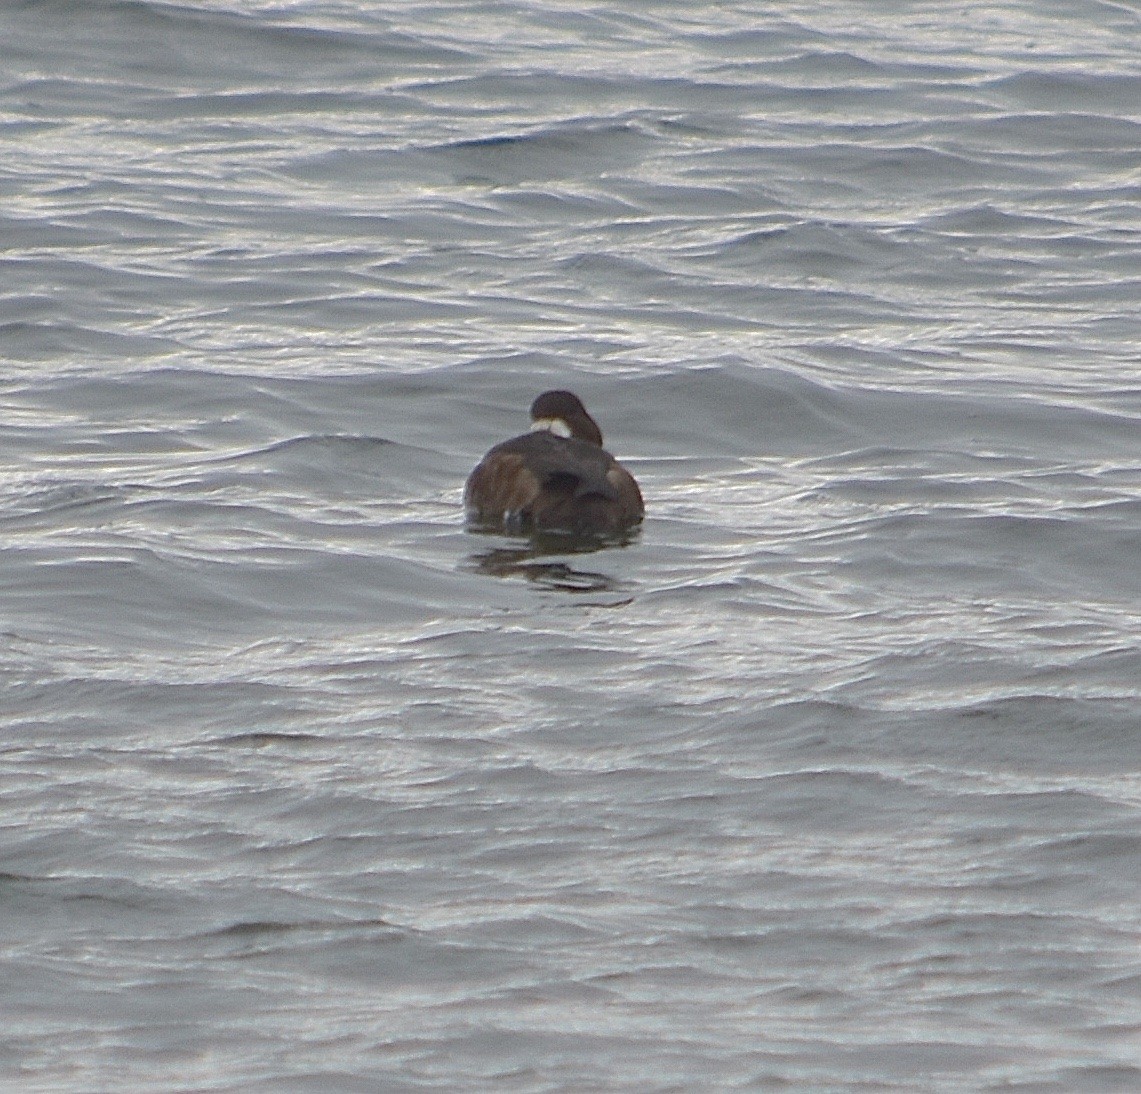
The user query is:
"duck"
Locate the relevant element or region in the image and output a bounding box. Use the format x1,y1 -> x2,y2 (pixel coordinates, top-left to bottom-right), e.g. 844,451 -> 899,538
464,390 -> 644,535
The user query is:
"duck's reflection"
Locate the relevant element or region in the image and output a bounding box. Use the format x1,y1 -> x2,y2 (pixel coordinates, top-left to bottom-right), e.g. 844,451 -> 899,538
465,528 -> 639,594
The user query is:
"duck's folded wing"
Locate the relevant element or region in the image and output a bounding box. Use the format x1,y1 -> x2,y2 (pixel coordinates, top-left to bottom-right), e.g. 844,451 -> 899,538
486,433 -> 620,501
464,449 -> 541,513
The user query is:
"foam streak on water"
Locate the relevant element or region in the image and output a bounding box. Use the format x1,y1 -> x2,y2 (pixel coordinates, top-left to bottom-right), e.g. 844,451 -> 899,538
2,1 -> 1139,1090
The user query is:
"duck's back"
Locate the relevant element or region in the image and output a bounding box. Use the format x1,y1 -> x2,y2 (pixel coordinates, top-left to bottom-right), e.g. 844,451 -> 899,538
465,430 -> 643,534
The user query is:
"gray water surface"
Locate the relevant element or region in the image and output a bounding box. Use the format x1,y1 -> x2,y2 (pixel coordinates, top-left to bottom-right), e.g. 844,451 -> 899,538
2,1 -> 1140,1090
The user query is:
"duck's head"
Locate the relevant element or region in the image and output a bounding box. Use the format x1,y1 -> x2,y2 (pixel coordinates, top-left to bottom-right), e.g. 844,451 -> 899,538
529,390 -> 604,446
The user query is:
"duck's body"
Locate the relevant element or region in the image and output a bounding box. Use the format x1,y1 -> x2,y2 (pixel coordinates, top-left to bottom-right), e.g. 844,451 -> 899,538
464,390 -> 643,535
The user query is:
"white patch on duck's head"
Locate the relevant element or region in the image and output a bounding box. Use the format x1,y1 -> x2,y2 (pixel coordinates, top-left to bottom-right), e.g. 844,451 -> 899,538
530,417 -> 572,439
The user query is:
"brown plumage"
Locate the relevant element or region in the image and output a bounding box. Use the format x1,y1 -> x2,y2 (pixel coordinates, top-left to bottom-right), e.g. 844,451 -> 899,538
464,390 -> 644,535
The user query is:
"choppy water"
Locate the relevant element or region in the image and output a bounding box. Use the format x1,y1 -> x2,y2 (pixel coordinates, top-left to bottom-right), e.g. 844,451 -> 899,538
3,1 -> 1140,1089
